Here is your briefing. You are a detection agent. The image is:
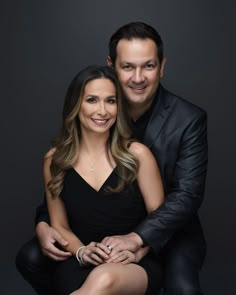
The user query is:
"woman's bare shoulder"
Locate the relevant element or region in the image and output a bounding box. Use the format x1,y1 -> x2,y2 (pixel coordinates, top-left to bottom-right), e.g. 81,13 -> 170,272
128,141 -> 152,159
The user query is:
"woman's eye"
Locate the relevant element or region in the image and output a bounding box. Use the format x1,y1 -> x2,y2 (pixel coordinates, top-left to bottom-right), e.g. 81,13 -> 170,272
86,97 -> 96,103
107,98 -> 116,104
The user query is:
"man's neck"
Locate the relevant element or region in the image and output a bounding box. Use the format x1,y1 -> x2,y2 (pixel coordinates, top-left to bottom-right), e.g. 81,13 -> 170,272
128,99 -> 153,121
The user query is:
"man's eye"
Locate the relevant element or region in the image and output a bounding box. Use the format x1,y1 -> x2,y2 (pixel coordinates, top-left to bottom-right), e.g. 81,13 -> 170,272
145,64 -> 155,69
122,65 -> 132,71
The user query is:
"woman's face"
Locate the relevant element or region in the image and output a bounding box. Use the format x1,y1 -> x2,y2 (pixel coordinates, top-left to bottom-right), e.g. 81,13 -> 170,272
78,78 -> 117,135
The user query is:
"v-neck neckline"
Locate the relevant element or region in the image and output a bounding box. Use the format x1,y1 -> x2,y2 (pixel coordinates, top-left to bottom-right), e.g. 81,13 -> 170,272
71,166 -> 117,193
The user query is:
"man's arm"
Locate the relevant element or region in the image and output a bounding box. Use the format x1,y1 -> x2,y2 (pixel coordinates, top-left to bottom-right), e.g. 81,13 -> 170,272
35,195 -> 50,225
101,110 -> 207,256
134,111 -> 208,254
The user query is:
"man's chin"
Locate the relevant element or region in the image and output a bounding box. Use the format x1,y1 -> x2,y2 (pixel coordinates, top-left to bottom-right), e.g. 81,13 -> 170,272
126,94 -> 148,105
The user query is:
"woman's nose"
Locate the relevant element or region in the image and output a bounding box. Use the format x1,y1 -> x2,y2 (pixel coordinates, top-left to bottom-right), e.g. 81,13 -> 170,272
97,102 -> 107,116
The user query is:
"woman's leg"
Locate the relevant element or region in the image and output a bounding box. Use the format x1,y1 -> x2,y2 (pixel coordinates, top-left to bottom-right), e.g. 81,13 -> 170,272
70,263 -> 148,295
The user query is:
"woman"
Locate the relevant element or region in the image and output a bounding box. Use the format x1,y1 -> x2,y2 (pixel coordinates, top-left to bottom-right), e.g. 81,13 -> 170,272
44,65 -> 164,295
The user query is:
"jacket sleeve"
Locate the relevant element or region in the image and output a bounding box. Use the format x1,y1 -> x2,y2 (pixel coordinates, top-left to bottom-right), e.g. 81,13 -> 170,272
35,193 -> 50,226
134,111 -> 208,254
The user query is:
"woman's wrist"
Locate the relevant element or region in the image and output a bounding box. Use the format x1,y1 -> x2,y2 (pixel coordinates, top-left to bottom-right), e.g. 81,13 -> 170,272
75,246 -> 86,266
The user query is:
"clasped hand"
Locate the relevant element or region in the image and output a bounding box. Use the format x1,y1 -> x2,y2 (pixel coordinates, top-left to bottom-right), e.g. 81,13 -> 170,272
36,223 -> 149,265
82,234 -> 149,266
80,241 -> 135,266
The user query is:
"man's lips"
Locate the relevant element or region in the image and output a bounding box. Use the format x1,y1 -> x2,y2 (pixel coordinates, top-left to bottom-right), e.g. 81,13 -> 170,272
128,85 -> 147,92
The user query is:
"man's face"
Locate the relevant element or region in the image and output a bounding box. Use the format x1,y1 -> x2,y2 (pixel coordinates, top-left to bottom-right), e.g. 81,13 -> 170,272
111,38 -> 165,109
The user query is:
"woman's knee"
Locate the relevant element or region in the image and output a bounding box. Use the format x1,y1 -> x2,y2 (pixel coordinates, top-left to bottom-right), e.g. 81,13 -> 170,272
88,266 -> 117,291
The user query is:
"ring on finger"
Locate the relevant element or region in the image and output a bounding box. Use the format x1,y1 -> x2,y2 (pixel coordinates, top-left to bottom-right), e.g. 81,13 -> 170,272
123,252 -> 128,259
89,252 -> 93,259
107,245 -> 112,251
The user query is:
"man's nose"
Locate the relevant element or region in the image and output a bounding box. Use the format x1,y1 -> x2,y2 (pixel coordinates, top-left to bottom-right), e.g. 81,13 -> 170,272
132,68 -> 145,83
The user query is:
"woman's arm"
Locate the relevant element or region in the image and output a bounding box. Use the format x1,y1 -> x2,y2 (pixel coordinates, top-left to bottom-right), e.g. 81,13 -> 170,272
43,149 -> 83,256
43,149 -> 109,265
103,143 -> 164,263
129,142 -> 164,213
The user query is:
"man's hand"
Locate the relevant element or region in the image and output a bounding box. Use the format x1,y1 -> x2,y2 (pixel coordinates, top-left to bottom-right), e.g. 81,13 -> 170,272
36,221 -> 71,261
101,232 -> 144,261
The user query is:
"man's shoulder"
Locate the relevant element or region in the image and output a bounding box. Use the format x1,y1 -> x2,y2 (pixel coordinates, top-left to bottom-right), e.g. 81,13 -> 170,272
160,86 -> 207,119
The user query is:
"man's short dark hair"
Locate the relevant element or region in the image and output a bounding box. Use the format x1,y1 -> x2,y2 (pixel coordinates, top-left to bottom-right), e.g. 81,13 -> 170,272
109,22 -> 164,64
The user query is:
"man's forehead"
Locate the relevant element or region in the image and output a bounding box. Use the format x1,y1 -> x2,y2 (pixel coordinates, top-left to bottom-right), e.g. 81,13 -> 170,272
116,38 -> 158,62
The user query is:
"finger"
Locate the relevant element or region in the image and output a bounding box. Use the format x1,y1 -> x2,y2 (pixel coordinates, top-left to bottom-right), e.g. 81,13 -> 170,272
53,231 -> 69,246
103,239 -> 121,254
83,252 -> 100,266
44,244 -> 71,258
87,241 -> 109,256
86,244 -> 109,259
107,244 -> 125,257
110,251 -> 132,264
121,257 -> 133,264
96,242 -> 111,255
119,252 -> 134,264
83,248 -> 104,265
102,238 -> 126,255
90,253 -> 104,264
107,251 -> 133,263
111,254 -> 126,263
89,242 -> 109,257
105,251 -> 122,263
101,237 -> 116,248
94,247 -> 109,260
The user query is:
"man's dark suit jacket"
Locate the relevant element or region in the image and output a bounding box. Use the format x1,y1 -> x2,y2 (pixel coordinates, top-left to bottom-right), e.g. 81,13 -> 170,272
134,85 -> 208,255
35,85 -> 208,256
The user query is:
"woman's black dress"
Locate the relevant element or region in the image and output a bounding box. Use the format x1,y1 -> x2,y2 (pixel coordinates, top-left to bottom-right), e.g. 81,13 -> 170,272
52,168 -> 162,294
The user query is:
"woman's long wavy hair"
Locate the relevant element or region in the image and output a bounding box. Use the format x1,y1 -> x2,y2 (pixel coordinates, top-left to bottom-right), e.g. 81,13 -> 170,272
47,65 -> 139,198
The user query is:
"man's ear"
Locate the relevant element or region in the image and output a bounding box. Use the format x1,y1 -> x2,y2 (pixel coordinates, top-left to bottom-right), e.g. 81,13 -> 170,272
107,56 -> 113,67
160,57 -> 166,78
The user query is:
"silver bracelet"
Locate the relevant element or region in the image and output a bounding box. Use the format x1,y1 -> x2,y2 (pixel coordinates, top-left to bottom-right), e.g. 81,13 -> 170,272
75,246 -> 86,266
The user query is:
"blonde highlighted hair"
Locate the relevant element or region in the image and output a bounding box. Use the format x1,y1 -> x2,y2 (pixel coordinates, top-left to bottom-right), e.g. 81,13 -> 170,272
47,65 -> 138,198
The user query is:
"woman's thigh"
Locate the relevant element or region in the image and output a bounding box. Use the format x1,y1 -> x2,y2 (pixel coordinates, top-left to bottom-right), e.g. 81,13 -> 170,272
78,263 -> 148,295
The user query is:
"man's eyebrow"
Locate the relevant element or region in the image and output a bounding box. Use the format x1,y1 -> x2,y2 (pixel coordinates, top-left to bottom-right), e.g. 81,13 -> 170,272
119,59 -> 157,65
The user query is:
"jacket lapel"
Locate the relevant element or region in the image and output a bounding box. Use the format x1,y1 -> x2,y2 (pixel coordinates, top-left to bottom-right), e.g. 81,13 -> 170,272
143,85 -> 175,148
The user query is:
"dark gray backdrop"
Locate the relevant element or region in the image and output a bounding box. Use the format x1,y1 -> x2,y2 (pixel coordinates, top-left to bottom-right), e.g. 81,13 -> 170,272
1,0 -> 235,294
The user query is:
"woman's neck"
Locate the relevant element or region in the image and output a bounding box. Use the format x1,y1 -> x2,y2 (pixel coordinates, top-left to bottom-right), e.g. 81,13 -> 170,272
79,131 -> 109,155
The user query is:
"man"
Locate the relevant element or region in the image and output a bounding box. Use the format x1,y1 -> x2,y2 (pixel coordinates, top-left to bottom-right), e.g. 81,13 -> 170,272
16,22 -> 207,294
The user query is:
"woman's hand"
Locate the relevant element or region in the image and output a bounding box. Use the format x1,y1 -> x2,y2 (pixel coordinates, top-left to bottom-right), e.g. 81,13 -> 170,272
106,246 -> 150,264
133,246 -> 150,263
81,242 -> 111,266
107,249 -> 136,264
